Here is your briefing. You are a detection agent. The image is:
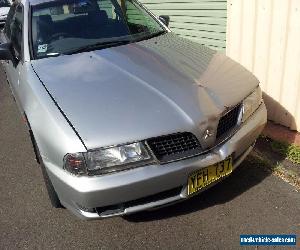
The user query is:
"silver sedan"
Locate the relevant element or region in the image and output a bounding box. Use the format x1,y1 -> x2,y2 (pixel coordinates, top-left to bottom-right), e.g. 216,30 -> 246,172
0,0 -> 267,219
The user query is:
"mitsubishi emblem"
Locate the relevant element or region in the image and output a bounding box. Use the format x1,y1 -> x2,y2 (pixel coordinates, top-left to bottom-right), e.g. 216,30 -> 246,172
203,129 -> 213,140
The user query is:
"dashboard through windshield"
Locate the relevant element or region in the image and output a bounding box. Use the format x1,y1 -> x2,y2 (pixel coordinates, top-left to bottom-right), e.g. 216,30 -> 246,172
0,0 -> 10,8
31,0 -> 166,59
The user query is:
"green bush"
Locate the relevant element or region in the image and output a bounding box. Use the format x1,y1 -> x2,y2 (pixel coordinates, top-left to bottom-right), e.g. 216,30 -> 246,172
270,140 -> 300,165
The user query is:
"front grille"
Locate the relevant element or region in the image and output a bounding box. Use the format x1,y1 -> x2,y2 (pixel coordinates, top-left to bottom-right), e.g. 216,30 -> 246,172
216,104 -> 241,139
147,132 -> 201,163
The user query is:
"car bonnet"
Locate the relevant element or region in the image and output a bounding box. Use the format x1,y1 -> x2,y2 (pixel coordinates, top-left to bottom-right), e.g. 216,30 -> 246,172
31,33 -> 259,150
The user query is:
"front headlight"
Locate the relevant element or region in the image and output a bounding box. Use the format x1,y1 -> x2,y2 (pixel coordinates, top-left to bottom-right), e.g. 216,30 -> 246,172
242,86 -> 263,122
64,142 -> 154,176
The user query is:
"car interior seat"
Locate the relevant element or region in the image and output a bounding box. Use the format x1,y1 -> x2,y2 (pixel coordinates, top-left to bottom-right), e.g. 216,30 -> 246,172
32,15 -> 54,46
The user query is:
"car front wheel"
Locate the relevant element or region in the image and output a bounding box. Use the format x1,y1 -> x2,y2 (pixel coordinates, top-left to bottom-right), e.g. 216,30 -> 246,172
30,129 -> 63,208
40,160 -> 63,208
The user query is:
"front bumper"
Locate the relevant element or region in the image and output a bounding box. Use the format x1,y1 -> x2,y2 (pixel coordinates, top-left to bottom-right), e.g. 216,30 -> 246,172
46,103 -> 267,219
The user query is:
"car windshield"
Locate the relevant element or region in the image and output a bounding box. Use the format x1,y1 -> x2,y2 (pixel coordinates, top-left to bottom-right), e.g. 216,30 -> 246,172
31,0 -> 166,59
0,0 -> 10,8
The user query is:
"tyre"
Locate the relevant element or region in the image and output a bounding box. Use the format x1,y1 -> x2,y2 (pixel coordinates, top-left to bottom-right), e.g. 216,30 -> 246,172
40,161 -> 63,208
30,129 -> 63,208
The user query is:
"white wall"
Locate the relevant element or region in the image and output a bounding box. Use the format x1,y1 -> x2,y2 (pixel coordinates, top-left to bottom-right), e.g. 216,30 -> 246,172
227,0 -> 300,131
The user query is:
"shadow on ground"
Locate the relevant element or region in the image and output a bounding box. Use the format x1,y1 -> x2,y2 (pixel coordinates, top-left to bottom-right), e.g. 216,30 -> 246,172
124,154 -> 270,222
255,137 -> 300,175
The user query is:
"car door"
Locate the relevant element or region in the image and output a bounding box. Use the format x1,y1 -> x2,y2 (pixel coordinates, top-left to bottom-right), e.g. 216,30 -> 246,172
3,2 -> 24,108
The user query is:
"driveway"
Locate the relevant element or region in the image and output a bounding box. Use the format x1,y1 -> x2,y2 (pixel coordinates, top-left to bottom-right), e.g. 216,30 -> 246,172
0,66 -> 299,249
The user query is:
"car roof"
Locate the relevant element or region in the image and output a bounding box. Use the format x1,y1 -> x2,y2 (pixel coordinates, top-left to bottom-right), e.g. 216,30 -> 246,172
14,0 -> 56,6
27,0 -> 106,6
27,0 -> 59,6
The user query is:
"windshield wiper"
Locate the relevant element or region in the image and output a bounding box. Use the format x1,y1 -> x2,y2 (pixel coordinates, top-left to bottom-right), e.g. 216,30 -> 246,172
63,40 -> 132,55
134,30 -> 166,43
46,52 -> 61,57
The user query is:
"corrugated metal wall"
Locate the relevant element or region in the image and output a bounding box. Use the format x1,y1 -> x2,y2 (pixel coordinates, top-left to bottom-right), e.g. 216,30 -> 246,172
227,0 -> 300,131
139,0 -> 227,50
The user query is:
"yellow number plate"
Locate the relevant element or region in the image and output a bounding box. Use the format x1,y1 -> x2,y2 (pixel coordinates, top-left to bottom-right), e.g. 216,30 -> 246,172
187,157 -> 233,196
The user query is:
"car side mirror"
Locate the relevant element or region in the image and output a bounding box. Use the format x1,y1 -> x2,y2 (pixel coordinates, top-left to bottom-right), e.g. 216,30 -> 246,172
159,15 -> 170,27
0,42 -> 13,61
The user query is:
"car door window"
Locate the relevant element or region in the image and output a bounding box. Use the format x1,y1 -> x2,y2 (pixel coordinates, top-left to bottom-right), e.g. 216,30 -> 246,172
97,0 -> 118,19
11,4 -> 24,59
4,5 -> 16,39
4,3 -> 24,60
125,1 -> 161,34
